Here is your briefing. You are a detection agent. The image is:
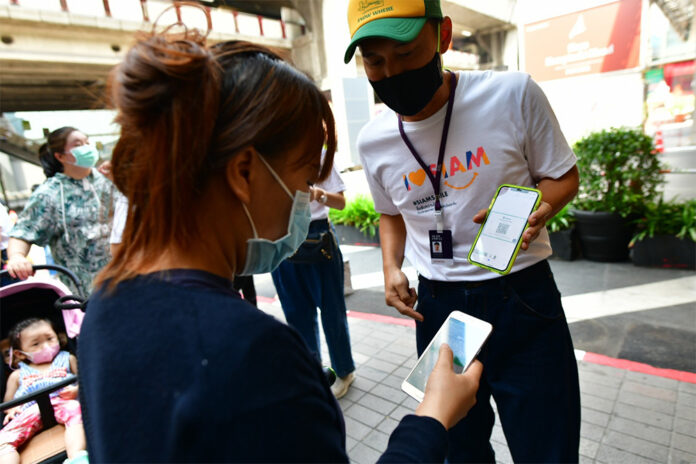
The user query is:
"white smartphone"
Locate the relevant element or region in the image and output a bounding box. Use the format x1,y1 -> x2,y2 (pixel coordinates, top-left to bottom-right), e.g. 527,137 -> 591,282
468,184 -> 542,275
401,311 -> 492,402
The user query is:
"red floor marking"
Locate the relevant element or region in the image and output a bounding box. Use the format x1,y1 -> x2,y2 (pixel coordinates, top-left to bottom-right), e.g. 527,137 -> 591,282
348,310 -> 416,327
583,352 -> 696,384
343,310 -> 696,383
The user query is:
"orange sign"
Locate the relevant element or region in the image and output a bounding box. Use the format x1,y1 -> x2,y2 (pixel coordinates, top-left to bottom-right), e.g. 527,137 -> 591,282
524,0 -> 642,82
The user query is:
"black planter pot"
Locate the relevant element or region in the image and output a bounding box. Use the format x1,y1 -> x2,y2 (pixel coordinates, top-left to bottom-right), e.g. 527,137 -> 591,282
630,236 -> 696,270
571,210 -> 635,262
333,224 -> 380,246
549,228 -> 580,261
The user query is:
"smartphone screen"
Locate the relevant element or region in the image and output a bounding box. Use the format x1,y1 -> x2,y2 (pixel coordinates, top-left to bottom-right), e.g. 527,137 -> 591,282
468,185 -> 540,273
402,312 -> 492,402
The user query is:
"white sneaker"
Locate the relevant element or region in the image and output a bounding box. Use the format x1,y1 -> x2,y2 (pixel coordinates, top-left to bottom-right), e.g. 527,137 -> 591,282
330,371 -> 355,399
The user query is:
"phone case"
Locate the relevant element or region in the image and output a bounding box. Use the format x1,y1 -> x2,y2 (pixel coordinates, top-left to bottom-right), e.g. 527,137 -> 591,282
467,184 -> 542,275
401,311 -> 493,402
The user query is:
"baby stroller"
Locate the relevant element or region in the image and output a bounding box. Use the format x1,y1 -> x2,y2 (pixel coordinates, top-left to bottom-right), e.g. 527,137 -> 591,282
0,265 -> 86,464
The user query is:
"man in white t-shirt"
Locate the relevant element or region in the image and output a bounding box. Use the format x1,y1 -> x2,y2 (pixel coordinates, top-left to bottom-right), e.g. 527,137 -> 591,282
345,1 -> 580,462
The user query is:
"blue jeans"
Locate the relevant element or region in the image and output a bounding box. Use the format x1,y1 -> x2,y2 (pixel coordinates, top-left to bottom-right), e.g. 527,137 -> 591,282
416,260 -> 580,463
272,220 -> 356,378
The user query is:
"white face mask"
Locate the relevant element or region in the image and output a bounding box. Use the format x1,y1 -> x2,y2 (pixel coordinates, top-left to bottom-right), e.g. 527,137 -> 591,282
237,154 -> 311,276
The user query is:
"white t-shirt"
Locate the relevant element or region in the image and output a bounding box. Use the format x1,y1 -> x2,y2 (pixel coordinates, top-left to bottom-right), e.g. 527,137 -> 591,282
109,191 -> 128,245
358,70 -> 576,281
311,164 -> 346,221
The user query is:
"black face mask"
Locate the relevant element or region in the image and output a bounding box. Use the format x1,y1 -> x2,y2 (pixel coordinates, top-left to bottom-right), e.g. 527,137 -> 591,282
369,52 -> 443,116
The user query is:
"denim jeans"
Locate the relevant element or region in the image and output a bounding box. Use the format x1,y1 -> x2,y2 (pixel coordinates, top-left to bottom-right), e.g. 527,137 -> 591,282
416,260 -> 580,463
272,220 -> 356,378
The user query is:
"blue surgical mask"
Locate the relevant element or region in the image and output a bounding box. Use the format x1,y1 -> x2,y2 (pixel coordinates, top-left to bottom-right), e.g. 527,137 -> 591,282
70,145 -> 99,168
237,155 -> 311,276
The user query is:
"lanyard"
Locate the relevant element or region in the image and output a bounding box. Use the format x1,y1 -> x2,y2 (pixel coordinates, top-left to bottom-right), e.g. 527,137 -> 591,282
398,72 -> 457,232
398,71 -> 457,231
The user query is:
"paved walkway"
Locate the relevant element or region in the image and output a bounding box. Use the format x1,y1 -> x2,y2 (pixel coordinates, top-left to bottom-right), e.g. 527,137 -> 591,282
258,302 -> 696,464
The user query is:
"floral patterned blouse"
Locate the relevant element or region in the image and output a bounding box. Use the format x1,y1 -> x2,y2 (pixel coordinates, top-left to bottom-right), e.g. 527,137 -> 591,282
10,170 -> 115,294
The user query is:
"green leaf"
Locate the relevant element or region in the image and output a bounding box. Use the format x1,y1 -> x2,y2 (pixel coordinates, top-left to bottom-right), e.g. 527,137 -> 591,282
330,195 -> 380,237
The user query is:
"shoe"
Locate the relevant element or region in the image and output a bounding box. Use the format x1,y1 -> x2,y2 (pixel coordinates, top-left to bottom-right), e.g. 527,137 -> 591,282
330,371 -> 355,399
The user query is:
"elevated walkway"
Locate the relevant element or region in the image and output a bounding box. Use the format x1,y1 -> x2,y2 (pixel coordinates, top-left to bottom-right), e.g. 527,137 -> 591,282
0,1 -> 292,112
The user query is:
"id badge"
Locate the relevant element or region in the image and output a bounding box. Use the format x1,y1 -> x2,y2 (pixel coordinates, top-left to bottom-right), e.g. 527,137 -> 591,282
429,230 -> 453,263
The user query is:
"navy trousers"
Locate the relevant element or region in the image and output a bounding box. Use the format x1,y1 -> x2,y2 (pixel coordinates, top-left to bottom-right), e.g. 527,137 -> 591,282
416,260 -> 580,463
272,220 -> 356,378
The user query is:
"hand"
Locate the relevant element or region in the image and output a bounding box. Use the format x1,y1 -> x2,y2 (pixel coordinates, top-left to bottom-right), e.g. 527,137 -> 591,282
3,407 -> 21,425
97,161 -> 114,181
521,201 -> 552,250
310,187 -> 326,203
6,254 -> 33,280
58,385 -> 78,400
472,201 -> 553,250
383,268 -> 421,321
416,344 -> 483,430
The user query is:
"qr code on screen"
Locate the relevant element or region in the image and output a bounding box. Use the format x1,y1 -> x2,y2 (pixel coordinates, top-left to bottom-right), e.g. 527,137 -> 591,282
495,222 -> 510,235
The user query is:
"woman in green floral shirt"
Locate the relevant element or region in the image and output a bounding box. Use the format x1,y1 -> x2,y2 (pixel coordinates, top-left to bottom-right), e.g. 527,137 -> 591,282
7,127 -> 115,294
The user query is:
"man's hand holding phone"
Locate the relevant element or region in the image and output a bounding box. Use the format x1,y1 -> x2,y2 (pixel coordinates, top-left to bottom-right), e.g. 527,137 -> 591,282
416,344 -> 483,430
472,200 -> 552,251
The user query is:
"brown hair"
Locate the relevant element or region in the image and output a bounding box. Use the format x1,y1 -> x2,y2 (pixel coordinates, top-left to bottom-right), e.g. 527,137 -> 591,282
38,126 -> 78,178
96,29 -> 336,288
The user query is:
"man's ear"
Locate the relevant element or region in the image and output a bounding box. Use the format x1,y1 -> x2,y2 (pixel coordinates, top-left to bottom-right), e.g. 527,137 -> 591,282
440,17 -> 453,53
225,147 -> 255,206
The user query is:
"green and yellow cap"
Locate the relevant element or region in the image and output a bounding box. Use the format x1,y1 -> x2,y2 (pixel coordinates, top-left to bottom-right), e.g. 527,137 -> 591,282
344,0 -> 443,63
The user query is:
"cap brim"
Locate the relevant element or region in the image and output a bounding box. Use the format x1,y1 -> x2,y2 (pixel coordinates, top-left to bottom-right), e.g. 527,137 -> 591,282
344,17 -> 427,63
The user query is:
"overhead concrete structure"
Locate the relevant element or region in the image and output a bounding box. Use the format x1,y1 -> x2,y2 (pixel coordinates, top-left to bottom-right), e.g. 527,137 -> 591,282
0,1 -> 292,113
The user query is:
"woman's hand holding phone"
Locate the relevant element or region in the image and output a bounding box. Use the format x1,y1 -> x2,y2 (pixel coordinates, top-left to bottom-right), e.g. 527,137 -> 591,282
415,344 -> 483,430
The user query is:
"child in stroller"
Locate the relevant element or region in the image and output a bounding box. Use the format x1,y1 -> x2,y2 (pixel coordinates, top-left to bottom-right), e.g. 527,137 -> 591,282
0,318 -> 86,464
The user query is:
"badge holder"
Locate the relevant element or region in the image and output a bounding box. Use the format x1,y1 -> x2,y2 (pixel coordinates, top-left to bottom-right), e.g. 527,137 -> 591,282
429,210 -> 453,264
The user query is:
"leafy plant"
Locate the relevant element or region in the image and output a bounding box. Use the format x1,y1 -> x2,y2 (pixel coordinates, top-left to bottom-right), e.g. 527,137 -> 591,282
547,205 -> 576,233
572,127 -> 664,216
630,198 -> 696,246
329,195 -> 380,237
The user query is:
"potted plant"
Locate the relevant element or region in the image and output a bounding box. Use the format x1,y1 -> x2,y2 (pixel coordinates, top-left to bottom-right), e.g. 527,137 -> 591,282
629,199 -> 696,269
571,127 -> 664,261
329,195 -> 381,245
547,205 -> 580,260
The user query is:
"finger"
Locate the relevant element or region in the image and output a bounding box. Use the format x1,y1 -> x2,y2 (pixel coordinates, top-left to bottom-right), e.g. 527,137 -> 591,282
434,343 -> 454,369
529,202 -> 551,226
404,287 -> 418,307
390,300 -> 424,322
464,359 -> 484,380
472,209 -> 488,224
394,283 -> 412,306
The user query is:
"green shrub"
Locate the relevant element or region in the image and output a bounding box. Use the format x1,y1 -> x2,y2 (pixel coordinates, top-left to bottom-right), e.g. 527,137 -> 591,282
547,205 -> 575,233
329,195 -> 380,237
630,199 -> 696,246
572,127 -> 664,216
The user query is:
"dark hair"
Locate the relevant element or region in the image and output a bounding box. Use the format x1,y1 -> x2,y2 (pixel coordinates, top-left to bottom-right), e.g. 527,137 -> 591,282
38,126 -> 78,178
97,29 -> 336,288
8,318 -> 59,368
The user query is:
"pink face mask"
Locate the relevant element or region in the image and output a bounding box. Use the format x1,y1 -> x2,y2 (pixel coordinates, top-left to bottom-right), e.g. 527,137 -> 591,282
14,344 -> 60,365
